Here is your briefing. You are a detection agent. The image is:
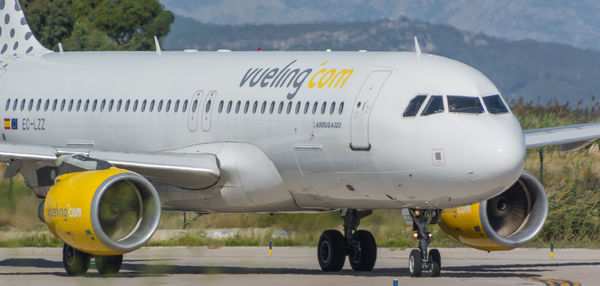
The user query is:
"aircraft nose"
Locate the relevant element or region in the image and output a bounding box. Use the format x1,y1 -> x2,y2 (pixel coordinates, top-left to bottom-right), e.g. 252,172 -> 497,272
463,119 -> 525,188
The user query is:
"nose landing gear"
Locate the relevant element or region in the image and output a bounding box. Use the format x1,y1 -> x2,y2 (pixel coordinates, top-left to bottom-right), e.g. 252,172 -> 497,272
408,209 -> 441,277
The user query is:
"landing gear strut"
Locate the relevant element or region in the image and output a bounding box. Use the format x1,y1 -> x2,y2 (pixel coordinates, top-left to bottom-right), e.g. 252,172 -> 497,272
317,209 -> 376,272
408,209 -> 441,277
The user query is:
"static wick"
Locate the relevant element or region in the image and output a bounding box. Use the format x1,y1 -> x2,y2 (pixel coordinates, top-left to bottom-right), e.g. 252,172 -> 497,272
414,36 -> 422,58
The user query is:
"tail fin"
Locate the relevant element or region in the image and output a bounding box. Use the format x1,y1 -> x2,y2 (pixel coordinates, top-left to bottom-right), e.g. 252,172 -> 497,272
0,0 -> 50,57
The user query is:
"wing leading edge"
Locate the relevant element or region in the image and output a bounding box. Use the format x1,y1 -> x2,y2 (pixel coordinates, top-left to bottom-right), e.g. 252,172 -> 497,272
524,122 -> 600,150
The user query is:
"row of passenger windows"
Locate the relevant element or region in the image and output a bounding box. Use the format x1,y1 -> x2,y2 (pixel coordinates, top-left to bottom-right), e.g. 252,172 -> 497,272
5,98 -> 196,113
215,100 -> 345,115
403,94 -> 509,117
4,97 -> 346,116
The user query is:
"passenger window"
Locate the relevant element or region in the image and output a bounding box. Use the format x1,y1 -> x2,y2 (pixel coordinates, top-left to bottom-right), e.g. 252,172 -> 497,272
84,99 -> 89,112
4,99 -> 9,111
304,101 -> 310,114
403,95 -> 427,117
141,100 -> 147,112
149,100 -> 155,112
68,99 -> 74,112
13,98 -> 18,111
321,101 -> 327,115
52,99 -> 57,111
100,99 -> 106,111
295,101 -> 301,114
218,100 -> 224,113
448,95 -> 483,114
21,99 -> 26,111
173,100 -> 179,112
253,101 -> 258,113
165,100 -> 171,112
44,99 -> 50,111
157,100 -> 162,112
287,101 -> 292,114
339,102 -> 344,114
312,101 -> 318,114
235,100 -> 241,113
261,101 -> 267,114
125,99 -> 130,112
28,99 -> 34,111
77,99 -> 82,111
182,100 -> 188,113
330,102 -> 336,115
244,101 -> 250,113
421,96 -> 444,116
227,100 -> 232,113
278,101 -> 284,114
36,99 -> 41,111
133,100 -> 138,112
483,95 -> 509,114
60,99 -> 65,112
270,101 -> 275,114
108,99 -> 114,112
92,99 -> 97,112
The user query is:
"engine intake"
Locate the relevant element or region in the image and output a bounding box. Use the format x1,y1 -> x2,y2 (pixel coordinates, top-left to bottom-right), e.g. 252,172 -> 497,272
44,168 -> 161,255
438,172 -> 548,250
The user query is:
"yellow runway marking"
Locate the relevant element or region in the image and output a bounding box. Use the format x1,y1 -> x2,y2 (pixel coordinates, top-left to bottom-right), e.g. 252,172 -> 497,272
527,277 -> 581,286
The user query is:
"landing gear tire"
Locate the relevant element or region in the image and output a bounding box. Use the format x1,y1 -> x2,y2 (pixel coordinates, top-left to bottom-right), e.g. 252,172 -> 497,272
348,230 -> 377,271
318,230 -> 346,271
428,249 -> 441,277
95,254 -> 123,275
63,244 -> 91,276
408,249 -> 422,277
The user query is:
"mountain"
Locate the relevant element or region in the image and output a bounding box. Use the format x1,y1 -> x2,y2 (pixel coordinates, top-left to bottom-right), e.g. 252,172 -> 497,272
163,16 -> 600,107
158,0 -> 600,51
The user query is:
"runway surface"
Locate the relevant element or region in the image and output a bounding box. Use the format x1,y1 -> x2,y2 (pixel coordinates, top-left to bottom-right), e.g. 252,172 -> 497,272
0,247 -> 597,285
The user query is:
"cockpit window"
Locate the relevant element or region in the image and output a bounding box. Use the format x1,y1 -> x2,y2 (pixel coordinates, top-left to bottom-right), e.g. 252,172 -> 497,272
447,96 -> 484,114
421,95 -> 445,116
403,95 -> 427,117
483,95 -> 509,114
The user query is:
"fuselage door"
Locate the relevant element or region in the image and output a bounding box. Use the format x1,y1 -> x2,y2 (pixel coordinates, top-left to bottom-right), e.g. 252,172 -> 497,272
350,70 -> 391,150
201,91 -> 216,132
187,90 -> 203,132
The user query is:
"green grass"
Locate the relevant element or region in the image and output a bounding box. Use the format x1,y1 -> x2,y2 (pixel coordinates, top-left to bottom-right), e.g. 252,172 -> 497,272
1,100 -> 600,248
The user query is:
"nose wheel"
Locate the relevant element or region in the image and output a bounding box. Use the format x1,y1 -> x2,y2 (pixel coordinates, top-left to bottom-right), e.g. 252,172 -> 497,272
408,209 -> 442,277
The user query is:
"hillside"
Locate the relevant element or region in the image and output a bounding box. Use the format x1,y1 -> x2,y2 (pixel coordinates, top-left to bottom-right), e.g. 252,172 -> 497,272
164,16 -> 600,107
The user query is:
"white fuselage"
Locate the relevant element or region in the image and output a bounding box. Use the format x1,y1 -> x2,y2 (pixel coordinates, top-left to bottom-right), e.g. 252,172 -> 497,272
0,51 -> 525,212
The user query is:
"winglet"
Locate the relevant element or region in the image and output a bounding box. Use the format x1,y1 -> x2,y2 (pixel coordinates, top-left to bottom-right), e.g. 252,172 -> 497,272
414,36 -> 421,58
154,36 -> 162,55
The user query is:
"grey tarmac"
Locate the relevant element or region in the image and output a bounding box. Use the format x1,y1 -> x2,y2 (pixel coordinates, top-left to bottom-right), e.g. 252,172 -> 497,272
0,247 -> 597,285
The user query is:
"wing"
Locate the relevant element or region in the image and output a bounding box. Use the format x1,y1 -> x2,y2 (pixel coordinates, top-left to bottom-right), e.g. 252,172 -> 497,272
0,143 -> 220,190
524,122 -> 600,150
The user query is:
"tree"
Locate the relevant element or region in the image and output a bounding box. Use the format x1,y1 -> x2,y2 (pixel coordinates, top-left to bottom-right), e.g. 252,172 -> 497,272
21,0 -> 174,51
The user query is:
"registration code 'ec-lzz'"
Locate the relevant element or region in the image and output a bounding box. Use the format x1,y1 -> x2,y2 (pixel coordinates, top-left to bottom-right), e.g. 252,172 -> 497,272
22,118 -> 45,131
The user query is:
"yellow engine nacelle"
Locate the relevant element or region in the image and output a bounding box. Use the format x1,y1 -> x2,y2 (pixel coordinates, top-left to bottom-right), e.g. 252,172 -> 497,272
44,168 -> 161,255
438,172 -> 548,251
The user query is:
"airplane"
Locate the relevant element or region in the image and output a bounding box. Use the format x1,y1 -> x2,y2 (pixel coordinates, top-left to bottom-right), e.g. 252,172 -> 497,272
2,0 -> 600,277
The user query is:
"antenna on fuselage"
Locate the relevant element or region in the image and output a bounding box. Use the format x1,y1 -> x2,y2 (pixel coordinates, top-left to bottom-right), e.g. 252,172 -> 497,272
58,43 -> 64,54
154,36 -> 162,56
414,36 -> 421,58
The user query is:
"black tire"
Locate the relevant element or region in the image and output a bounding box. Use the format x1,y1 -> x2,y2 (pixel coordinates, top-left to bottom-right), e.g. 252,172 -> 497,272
317,230 -> 346,271
348,230 -> 377,271
63,244 -> 90,276
408,249 -> 422,277
428,249 -> 441,277
95,254 -> 123,275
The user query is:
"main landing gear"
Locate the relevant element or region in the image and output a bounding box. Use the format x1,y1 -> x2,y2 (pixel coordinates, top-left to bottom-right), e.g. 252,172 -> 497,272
317,209 -> 377,272
63,244 -> 123,276
408,209 -> 441,277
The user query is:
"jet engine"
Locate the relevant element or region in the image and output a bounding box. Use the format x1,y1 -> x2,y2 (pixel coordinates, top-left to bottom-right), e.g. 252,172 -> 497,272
438,172 -> 547,251
43,168 -> 161,255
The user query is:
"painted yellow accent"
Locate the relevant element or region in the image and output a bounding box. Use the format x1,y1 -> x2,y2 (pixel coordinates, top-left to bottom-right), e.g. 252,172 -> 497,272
328,69 -> 353,88
438,203 -> 510,251
308,68 -> 327,88
307,61 -> 354,89
44,167 -> 134,256
318,69 -> 337,88
269,249 -> 272,256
